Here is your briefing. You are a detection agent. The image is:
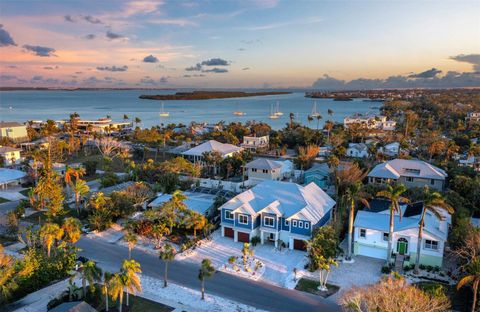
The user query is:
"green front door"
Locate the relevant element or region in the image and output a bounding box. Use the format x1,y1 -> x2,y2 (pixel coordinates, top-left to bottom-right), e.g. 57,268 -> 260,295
398,241 -> 407,255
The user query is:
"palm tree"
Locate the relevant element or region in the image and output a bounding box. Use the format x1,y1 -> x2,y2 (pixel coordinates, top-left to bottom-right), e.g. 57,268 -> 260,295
289,112 -> 295,129
376,184 -> 409,264
71,179 -> 90,215
102,271 -> 113,312
134,117 -> 142,128
62,217 -> 82,244
327,108 -> 333,119
122,259 -> 142,307
109,273 -> 126,312
344,182 -> 370,261
458,258 -> 480,312
80,260 -> 102,298
124,232 -> 137,259
159,244 -> 176,287
39,222 -> 64,257
123,114 -> 129,123
414,187 -> 454,274
198,259 -> 215,300
324,120 -> 334,144
184,212 -> 206,238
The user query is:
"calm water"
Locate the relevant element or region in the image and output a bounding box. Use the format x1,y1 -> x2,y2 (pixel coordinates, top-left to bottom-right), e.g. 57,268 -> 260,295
0,90 -> 380,130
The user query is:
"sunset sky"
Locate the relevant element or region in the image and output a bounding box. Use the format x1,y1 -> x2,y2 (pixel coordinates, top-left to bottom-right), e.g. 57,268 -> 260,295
0,0 -> 479,88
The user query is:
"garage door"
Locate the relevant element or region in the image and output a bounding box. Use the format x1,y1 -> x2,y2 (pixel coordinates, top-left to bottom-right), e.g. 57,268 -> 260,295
293,239 -> 307,251
357,245 -> 387,259
238,232 -> 250,243
224,227 -> 234,238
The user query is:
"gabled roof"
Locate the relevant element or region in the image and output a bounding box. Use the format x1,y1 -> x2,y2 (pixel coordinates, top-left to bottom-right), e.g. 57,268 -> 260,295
182,140 -> 242,157
245,158 -> 282,170
348,143 -> 368,151
368,159 -> 447,180
219,180 -> 335,224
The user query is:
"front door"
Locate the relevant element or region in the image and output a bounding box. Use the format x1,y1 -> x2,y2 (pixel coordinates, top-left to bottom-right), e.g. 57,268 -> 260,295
397,238 -> 408,255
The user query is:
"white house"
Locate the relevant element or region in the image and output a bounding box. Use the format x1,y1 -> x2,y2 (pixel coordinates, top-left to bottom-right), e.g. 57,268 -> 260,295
0,168 -> 26,189
219,180 -> 335,250
354,201 -> 451,267
378,142 -> 400,157
241,135 -> 269,151
245,158 -> 292,184
343,114 -> 396,131
346,143 -> 369,158
0,146 -> 23,166
182,140 -> 243,164
149,191 -> 216,216
0,122 -> 28,142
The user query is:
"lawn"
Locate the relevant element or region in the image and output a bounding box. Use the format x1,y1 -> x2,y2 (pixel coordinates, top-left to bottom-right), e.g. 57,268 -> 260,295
121,296 -> 174,312
295,278 -> 340,298
0,197 -> 10,203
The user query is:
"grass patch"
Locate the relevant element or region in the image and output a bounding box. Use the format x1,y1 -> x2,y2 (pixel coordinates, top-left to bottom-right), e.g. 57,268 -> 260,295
0,197 -> 10,203
22,211 -> 47,224
121,295 -> 174,312
295,278 -> 340,298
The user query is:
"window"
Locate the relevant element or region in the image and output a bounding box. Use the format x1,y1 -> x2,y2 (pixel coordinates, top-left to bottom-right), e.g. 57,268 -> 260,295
263,169 -> 268,173
406,177 -> 413,182
383,232 -> 389,241
360,229 -> 366,238
292,220 -> 298,227
305,222 -> 310,229
252,168 -> 257,172
238,214 -> 248,225
264,216 -> 274,227
225,210 -> 233,220
285,220 -> 289,226
424,239 -> 439,250
430,179 -> 435,185
298,221 -> 303,228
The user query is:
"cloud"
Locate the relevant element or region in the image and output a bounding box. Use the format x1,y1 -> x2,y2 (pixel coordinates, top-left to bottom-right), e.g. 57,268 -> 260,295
450,54 -> 480,72
185,63 -> 202,71
31,75 -> 43,81
84,34 -> 96,40
75,71 -> 83,74
123,0 -> 163,16
83,76 -> 102,84
183,74 -> 206,78
201,58 -> 230,66
83,15 -> 103,24
106,30 -> 125,40
408,68 -> 442,79
203,68 -> 228,73
96,65 -> 128,72
0,74 -> 17,81
64,15 -> 75,22
241,17 -> 322,31
22,44 -> 56,57
139,75 -> 169,85
0,24 -> 16,47
242,67 -> 250,70
312,70 -> 480,90
143,54 -> 159,63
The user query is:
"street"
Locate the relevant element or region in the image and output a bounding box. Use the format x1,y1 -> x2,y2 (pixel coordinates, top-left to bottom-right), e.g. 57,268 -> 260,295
77,237 -> 340,312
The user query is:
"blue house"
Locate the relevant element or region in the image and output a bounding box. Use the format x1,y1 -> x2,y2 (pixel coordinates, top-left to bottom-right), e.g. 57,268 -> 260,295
304,163 -> 330,189
219,180 -> 336,250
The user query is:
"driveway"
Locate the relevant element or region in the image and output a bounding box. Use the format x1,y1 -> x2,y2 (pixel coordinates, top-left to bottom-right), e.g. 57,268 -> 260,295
328,255 -> 383,290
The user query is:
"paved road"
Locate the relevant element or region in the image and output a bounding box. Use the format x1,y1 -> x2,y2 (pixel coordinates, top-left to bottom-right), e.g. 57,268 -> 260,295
77,237 -> 340,312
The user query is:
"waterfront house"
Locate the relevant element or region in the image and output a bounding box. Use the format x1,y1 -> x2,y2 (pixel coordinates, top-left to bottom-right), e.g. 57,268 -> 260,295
367,159 -> 447,191
0,122 -> 28,143
245,158 -> 292,184
0,146 -> 23,166
75,118 -> 131,133
346,143 -> 369,158
343,114 -> 396,131
354,200 -> 451,267
219,180 -> 335,250
241,135 -> 269,151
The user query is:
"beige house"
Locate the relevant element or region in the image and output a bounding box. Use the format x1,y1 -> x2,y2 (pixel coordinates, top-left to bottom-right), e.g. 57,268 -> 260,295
0,146 -> 23,166
0,122 -> 28,142
245,158 -> 293,184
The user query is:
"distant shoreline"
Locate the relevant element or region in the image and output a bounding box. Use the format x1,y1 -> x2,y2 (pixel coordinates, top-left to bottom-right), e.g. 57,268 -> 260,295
138,91 -> 292,100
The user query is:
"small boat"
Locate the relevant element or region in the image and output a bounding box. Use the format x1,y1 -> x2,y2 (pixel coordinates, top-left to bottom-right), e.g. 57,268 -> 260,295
268,103 -> 279,119
233,104 -> 246,116
311,101 -> 321,117
159,102 -> 169,117
274,101 -> 283,116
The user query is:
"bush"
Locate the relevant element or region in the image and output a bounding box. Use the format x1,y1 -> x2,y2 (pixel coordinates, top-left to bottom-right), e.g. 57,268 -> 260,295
100,172 -> 119,188
250,236 -> 261,246
419,264 -> 426,270
381,265 -> 392,274
84,160 -> 98,176
403,264 -> 414,271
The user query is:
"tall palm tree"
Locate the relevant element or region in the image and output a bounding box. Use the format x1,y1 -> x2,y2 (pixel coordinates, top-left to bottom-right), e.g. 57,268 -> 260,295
62,217 -> 82,244
134,117 -> 141,128
124,232 -> 137,259
159,244 -> 176,287
344,182 -> 370,261
121,259 -> 142,307
327,108 -> 333,120
109,273 -> 126,312
324,120 -> 334,144
414,187 -> 454,274
458,258 -> 480,312
80,260 -> 102,298
39,222 -> 64,257
198,258 -> 215,300
184,212 -> 206,238
376,184 -> 409,264
102,271 -> 113,312
71,179 -> 90,215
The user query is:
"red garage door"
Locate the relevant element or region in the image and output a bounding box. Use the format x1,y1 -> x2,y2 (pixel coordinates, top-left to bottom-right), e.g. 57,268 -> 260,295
224,227 -> 234,238
293,239 -> 307,251
238,232 -> 250,243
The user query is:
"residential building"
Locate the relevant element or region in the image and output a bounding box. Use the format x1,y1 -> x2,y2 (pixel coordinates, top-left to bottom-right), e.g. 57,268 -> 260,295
378,142 -> 400,157
149,191 -> 216,216
458,155 -> 480,172
75,118 -> 131,133
318,146 -> 333,157
245,158 -> 292,184
0,122 -> 28,142
466,112 -> 480,123
0,146 -> 23,166
182,140 -> 243,164
304,163 -> 330,189
241,135 -> 269,151
346,143 -> 369,158
343,114 -> 396,131
367,159 -> 447,190
354,200 -> 451,267
0,168 -> 26,189
219,180 -> 335,250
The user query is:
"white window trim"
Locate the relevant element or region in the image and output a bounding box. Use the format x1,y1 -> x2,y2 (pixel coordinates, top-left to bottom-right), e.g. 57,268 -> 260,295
285,220 -> 289,226
263,216 -> 275,227
298,221 -> 304,228
238,214 -> 248,225
424,239 -> 439,251
305,222 -> 310,229
292,220 -> 298,227
225,210 -> 233,220
359,228 -> 366,238
383,232 -> 389,241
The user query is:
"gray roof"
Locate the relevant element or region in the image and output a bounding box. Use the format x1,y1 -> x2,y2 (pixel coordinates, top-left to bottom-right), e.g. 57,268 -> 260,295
368,159 -> 447,180
0,146 -> 22,153
149,191 -> 215,215
245,158 -> 282,170
182,140 -> 242,157
49,301 -> 97,312
0,121 -> 24,128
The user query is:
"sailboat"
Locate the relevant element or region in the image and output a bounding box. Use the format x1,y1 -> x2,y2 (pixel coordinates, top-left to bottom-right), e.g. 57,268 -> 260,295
159,102 -> 169,117
268,103 -> 279,119
311,101 -> 321,117
233,104 -> 246,116
274,101 -> 283,116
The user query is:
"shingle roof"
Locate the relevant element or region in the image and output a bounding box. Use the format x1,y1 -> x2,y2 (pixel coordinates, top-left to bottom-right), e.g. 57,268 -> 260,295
182,140 -> 242,157
49,301 -> 97,312
0,121 -> 23,128
220,180 -> 335,224
245,158 -> 282,170
368,159 -> 447,180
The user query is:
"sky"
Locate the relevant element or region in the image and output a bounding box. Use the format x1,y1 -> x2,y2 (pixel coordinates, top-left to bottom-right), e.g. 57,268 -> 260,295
0,0 -> 479,89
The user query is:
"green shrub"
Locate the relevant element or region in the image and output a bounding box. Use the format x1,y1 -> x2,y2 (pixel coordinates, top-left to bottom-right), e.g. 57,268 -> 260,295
84,160 -> 98,176
381,266 -> 392,274
100,172 -> 119,188
250,236 -> 261,246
